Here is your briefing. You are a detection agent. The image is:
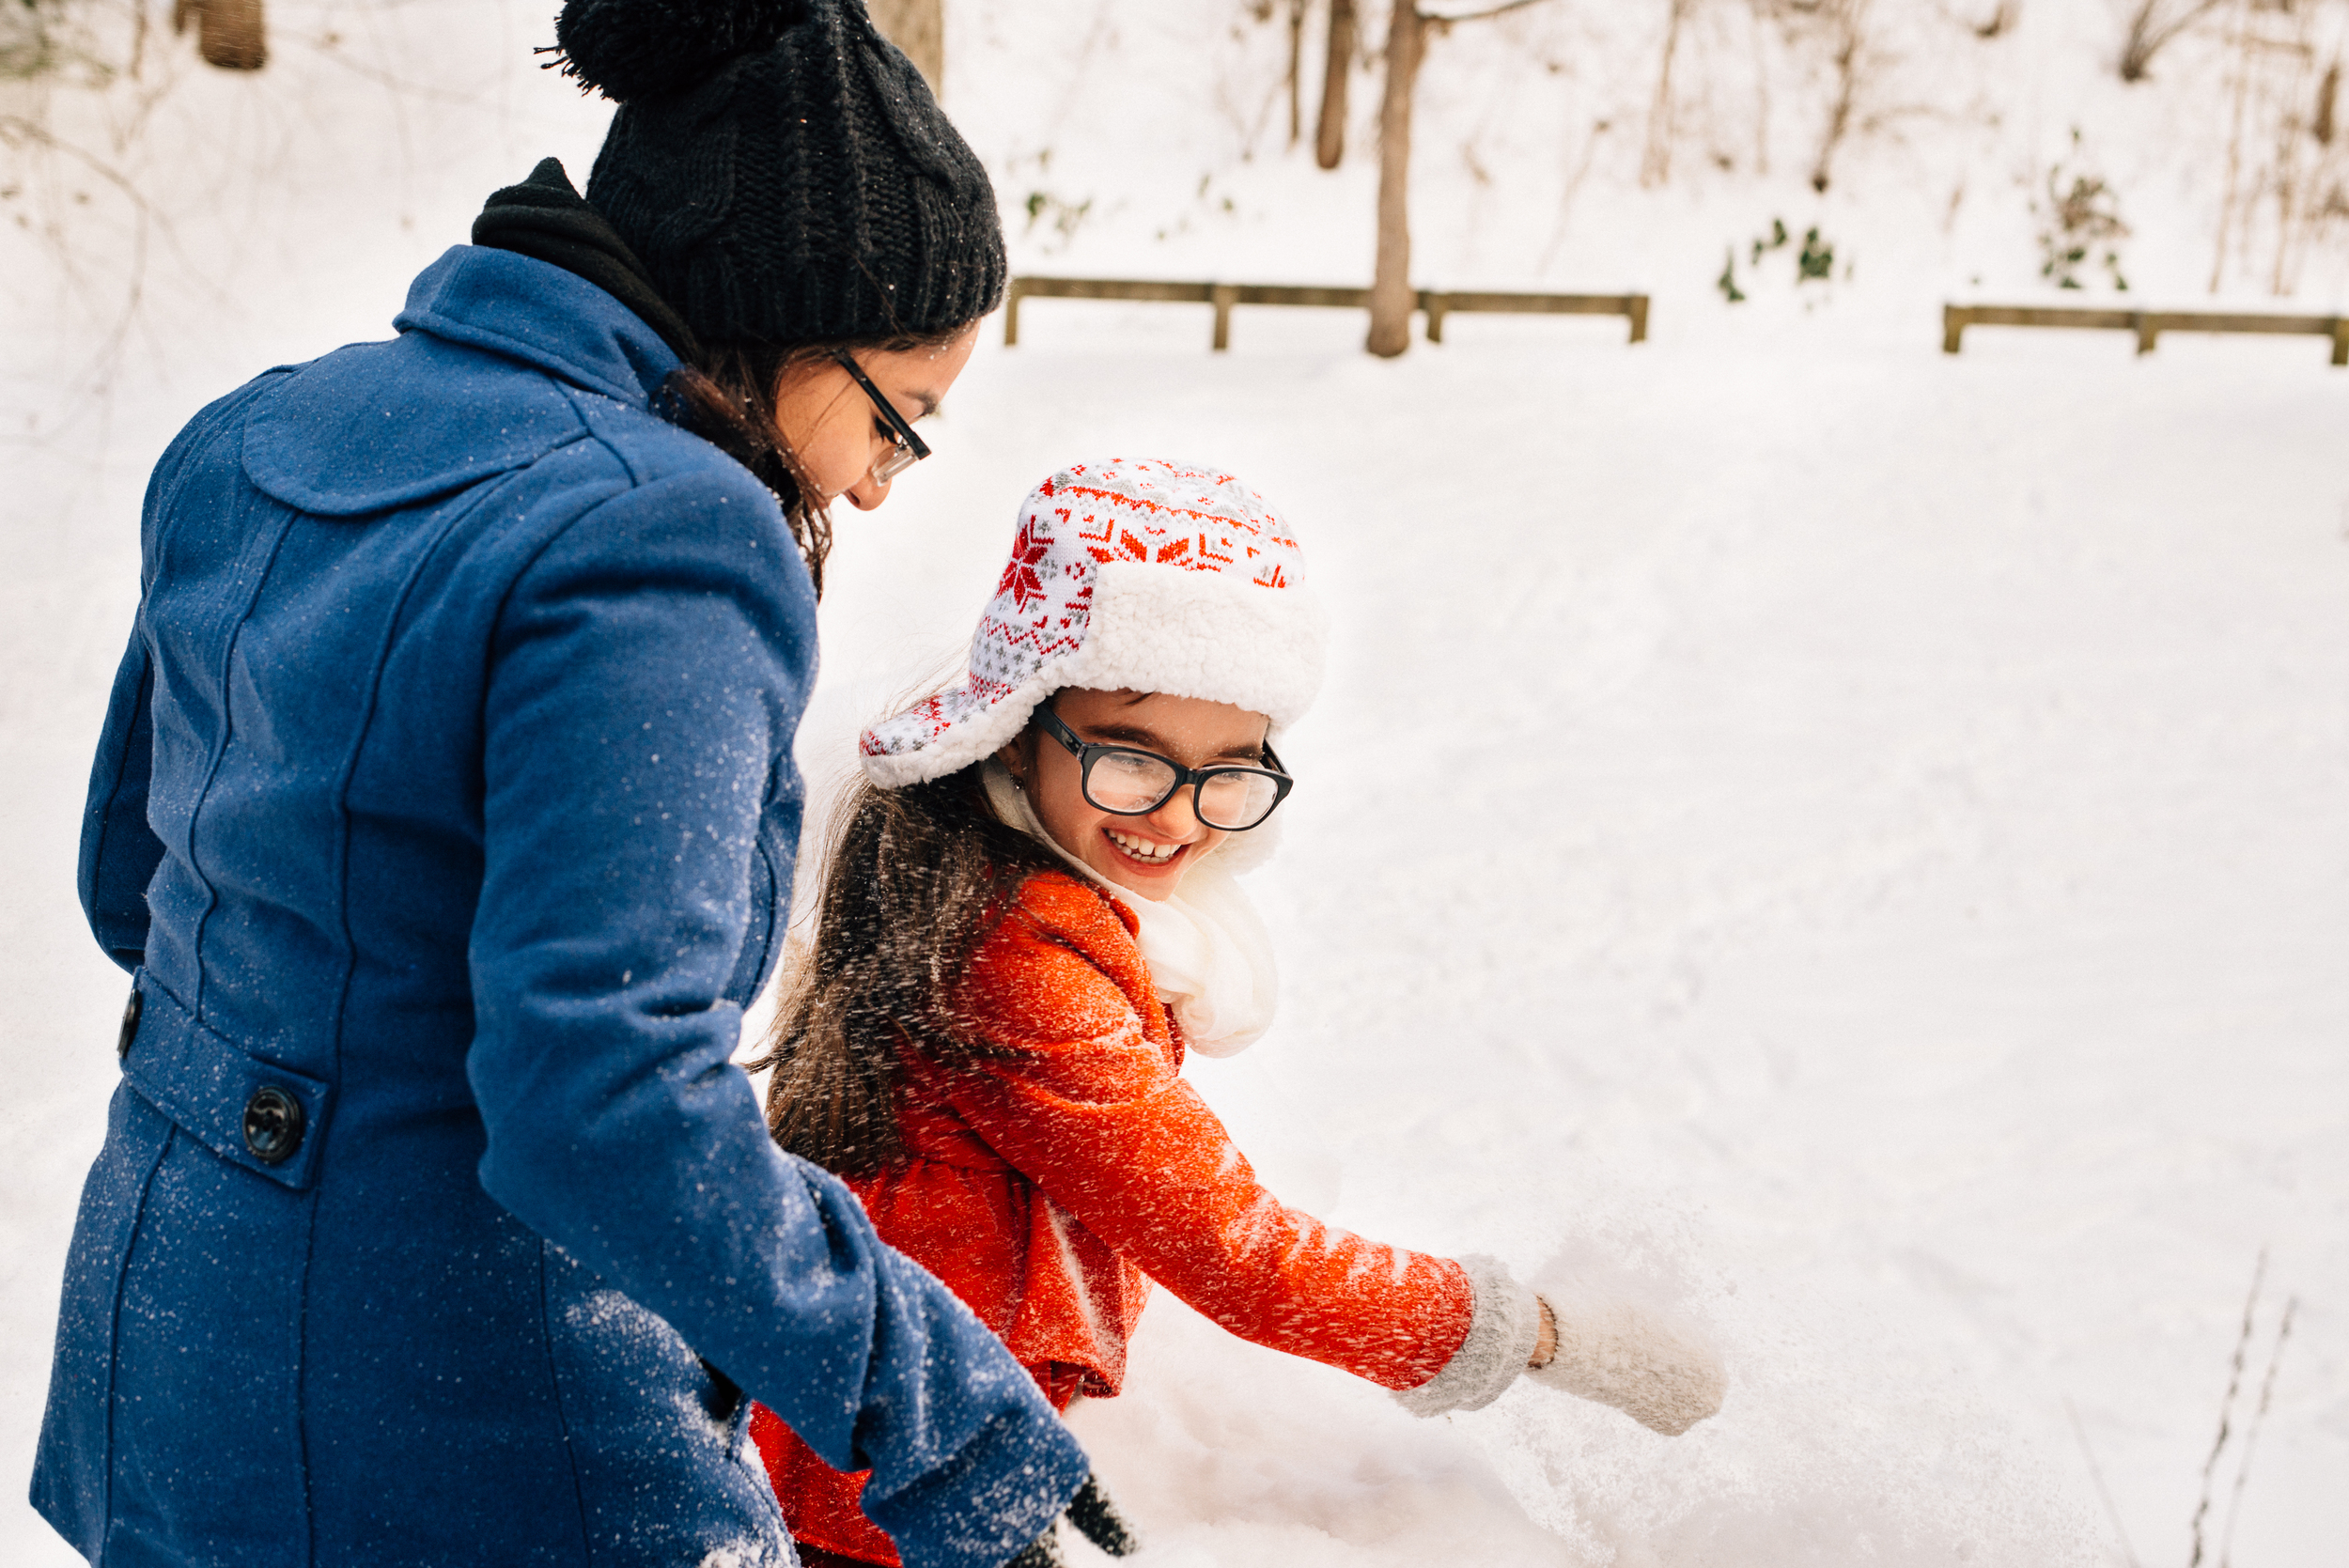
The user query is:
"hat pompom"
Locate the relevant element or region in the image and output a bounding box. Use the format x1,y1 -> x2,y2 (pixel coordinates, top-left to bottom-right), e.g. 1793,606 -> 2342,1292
553,0 -> 814,102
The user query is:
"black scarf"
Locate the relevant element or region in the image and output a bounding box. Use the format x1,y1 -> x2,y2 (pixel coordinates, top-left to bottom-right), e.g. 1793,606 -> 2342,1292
472,158 -> 705,365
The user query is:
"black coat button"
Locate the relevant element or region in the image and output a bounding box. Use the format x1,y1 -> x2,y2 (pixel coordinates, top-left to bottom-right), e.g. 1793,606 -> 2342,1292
242,1086 -> 305,1164
116,987 -> 143,1061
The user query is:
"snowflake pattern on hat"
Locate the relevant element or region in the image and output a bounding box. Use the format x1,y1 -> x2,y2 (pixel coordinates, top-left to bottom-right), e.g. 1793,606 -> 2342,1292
861,458 -> 1324,787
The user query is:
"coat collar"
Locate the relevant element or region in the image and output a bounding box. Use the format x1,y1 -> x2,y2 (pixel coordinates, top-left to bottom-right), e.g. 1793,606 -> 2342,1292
394,243 -> 682,408
240,247 -> 688,519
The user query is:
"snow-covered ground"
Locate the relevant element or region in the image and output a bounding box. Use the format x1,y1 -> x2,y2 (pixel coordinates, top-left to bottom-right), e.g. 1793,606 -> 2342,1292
6,4 -> 2345,1565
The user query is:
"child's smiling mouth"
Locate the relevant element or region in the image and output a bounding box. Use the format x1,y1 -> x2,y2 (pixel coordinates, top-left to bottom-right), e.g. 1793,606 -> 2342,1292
1104,827 -> 1186,868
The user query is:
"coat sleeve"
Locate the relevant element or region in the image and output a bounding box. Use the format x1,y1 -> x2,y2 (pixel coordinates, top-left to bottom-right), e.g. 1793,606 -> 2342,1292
944,900 -> 1476,1393
79,629 -> 163,974
466,473 -> 1084,1568
81,373 -> 279,974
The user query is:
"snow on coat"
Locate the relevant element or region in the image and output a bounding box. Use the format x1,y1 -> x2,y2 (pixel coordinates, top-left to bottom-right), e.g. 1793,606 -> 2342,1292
754,870 -> 1479,1564
33,244 -> 1085,1568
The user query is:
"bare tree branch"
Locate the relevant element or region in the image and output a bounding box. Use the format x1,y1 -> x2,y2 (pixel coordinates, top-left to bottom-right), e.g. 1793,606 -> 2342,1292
1640,0 -> 1691,187
1286,0 -> 1305,145
1421,0 -> 1550,23
0,114 -> 153,210
0,114 -> 159,443
1810,0 -> 1874,194
2120,0 -> 2226,84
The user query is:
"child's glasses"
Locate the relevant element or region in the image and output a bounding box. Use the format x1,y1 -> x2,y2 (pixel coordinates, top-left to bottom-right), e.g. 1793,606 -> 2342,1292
1034,706 -> 1294,831
832,351 -> 931,485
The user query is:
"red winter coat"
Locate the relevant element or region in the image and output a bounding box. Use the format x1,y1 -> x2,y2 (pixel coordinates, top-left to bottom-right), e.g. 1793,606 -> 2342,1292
753,871 -> 1476,1565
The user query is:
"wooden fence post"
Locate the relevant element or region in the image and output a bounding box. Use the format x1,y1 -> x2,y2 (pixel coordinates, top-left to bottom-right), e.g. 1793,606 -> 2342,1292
2333,319 -> 2348,367
1627,295 -> 1650,344
1420,291 -> 1447,344
2134,313 -> 2159,356
1210,283 -> 1237,351
1941,304 -> 1966,354
1003,279 -> 1025,347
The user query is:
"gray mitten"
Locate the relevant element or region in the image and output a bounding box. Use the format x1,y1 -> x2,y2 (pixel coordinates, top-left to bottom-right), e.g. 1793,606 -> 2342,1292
1525,1285 -> 1726,1436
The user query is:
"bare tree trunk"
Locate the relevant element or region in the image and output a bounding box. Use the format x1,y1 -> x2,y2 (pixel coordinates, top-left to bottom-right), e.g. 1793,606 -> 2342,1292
869,0 -> 944,92
181,0 -> 267,70
1315,0 -> 1357,169
1366,0 -> 1425,358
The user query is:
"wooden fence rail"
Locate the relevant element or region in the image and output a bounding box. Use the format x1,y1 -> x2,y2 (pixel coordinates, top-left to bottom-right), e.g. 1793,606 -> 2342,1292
1003,276 -> 1649,350
1943,303 -> 2349,365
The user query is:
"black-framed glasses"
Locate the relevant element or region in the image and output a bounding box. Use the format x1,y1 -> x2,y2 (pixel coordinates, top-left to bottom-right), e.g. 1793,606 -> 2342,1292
832,351 -> 930,484
1035,706 -> 1294,831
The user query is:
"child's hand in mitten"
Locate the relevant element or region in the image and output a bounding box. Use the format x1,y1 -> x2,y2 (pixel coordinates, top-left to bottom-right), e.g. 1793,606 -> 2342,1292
1525,1287 -> 1725,1436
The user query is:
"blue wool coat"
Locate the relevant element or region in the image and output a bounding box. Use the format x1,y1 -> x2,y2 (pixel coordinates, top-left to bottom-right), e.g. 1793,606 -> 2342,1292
32,246 -> 1086,1568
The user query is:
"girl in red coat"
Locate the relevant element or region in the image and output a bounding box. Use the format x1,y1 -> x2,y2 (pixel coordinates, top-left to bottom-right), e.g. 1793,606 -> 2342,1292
750,458 -> 1724,1566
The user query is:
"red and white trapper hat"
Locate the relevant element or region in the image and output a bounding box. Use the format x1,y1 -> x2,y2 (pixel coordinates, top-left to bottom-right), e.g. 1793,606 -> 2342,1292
860,457 -> 1328,787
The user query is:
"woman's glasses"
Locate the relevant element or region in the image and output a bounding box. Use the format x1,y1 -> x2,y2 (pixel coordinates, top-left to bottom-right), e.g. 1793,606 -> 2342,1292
832,351 -> 930,485
1034,706 -> 1294,831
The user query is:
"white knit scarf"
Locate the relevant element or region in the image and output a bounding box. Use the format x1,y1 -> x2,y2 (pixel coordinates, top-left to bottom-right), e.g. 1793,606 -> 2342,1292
982,759 -> 1278,1058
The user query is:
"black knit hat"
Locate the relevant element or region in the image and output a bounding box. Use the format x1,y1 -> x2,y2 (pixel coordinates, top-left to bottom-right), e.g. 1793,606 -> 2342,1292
553,0 -> 1006,346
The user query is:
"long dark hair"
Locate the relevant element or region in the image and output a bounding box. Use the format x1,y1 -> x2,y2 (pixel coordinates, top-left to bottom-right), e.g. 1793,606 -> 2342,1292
746,764 -> 1065,1175
661,324 -> 963,598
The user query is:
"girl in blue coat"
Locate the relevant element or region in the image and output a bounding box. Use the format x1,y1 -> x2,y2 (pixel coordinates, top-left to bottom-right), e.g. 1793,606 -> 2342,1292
31,5 -> 1092,1566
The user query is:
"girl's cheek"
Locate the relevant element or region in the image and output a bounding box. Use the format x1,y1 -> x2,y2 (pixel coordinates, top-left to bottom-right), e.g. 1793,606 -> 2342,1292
1047,794 -> 1096,846
814,425 -> 861,501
